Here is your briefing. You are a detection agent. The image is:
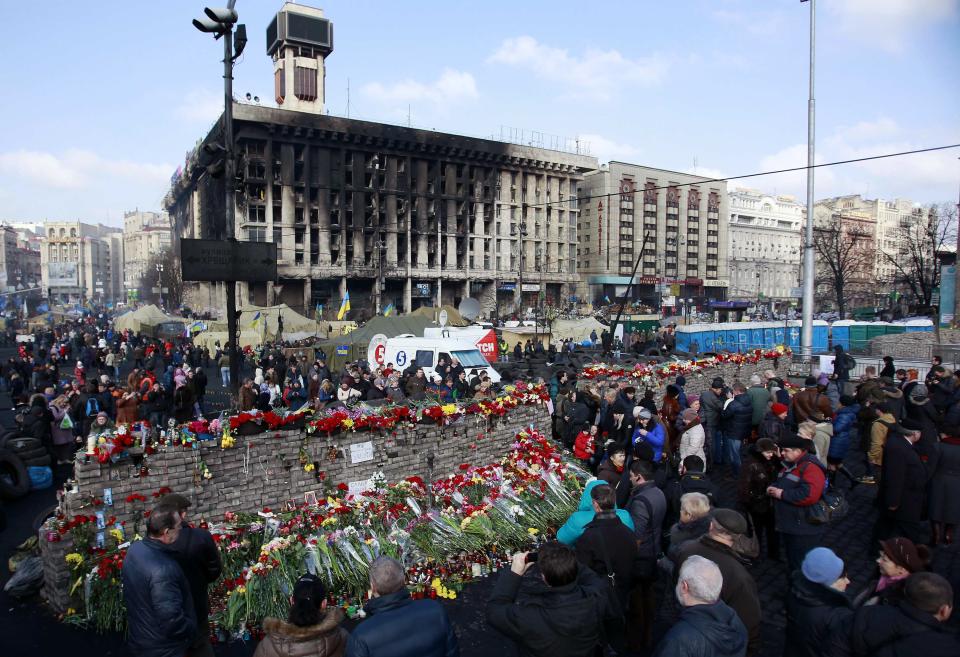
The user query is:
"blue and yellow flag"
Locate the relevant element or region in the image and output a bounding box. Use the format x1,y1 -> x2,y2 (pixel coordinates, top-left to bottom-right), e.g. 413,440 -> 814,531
337,291 -> 351,320
314,302 -> 323,322
383,303 -> 395,317
250,311 -> 262,329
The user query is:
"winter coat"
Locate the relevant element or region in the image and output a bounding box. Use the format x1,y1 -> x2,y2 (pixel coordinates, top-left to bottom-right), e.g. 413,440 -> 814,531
666,473 -> 720,523
668,515 -> 712,561
929,440 -> 960,524
167,525 -> 222,633
21,405 -> 53,444
810,422 -> 833,466
700,388 -> 724,429
596,460 -> 628,499
121,537 -> 197,657
792,387 -> 833,425
758,411 -> 786,443
239,385 -> 258,411
832,348 -> 853,382
905,400 -> 942,471
651,601 -> 747,657
784,570 -> 853,657
869,413 -> 897,466
772,454 -> 827,537
557,480 -> 635,546
116,393 -> 139,425
486,566 -> 612,657
737,448 -> 779,515
253,610 -> 348,657
675,537 -> 762,655
48,404 -> 75,446
679,421 -> 706,467
575,511 -> 639,610
346,590 -> 458,657
829,405 -> 860,462
627,482 -> 667,560
879,434 -> 927,522
835,601 -> 960,657
747,385 -> 770,426
881,386 -> 905,422
721,394 -> 754,442
633,420 -> 667,463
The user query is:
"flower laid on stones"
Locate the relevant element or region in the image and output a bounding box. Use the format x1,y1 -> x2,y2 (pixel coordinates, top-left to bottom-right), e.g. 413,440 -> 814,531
220,429 -> 235,449
199,461 -> 213,480
65,553 -> 84,567
579,348 -> 791,383
303,463 -> 315,473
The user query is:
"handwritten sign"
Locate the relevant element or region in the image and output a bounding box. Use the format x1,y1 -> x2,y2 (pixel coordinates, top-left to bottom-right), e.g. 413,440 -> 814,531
350,441 -> 374,464
348,479 -> 373,497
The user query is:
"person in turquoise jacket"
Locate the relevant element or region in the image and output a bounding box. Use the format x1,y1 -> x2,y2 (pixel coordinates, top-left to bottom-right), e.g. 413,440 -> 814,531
557,479 -> 635,545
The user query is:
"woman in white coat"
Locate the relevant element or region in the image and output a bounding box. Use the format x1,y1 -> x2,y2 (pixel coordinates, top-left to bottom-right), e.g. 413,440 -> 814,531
678,407 -> 706,471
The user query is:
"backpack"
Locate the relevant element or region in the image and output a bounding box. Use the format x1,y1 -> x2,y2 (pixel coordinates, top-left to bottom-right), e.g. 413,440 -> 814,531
85,397 -> 100,418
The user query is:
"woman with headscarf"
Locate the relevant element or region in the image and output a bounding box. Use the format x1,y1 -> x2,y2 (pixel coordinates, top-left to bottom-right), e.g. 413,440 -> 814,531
48,394 -> 77,465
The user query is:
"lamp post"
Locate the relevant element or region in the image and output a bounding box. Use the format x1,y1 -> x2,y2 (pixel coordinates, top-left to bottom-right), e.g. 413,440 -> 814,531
193,2 -> 246,400
800,0 -> 817,360
516,222 -> 528,317
156,263 -> 164,308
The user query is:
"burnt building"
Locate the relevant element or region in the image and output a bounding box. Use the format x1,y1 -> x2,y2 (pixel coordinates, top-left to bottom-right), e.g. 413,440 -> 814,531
165,3 -> 596,320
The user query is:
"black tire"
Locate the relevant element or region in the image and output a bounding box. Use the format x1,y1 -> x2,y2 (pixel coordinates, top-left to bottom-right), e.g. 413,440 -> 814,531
24,455 -> 52,468
0,449 -> 30,500
6,436 -> 41,453
14,446 -> 48,461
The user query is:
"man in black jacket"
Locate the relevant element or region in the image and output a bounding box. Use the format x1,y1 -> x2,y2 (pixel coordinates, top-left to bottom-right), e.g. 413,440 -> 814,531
785,547 -> 852,657
155,494 -> 222,657
347,556 -> 459,657
487,541 -> 613,657
877,426 -> 928,545
665,455 -> 720,528
121,506 -> 197,657
827,572 -> 958,657
674,509 -> 762,656
652,555 -> 747,657
574,484 -> 638,614
721,383 -> 754,477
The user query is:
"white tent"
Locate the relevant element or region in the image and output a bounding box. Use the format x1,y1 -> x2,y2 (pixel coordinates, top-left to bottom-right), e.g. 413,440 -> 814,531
551,317 -> 606,343
114,304 -> 185,334
237,304 -> 318,339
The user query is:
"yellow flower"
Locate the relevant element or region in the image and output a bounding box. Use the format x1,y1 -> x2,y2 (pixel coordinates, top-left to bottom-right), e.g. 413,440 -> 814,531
109,528 -> 123,543
441,404 -> 458,416
65,607 -> 77,617
304,463 -> 315,472
527,528 -> 539,536
342,418 -> 354,429
65,553 -> 84,567
460,516 -> 472,530
321,516 -> 338,527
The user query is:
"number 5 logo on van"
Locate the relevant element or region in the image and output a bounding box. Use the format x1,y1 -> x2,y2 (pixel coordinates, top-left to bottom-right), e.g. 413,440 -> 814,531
396,351 -> 407,366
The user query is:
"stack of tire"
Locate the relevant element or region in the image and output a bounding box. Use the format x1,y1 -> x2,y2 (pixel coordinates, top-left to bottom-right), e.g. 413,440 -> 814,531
0,431 -> 45,499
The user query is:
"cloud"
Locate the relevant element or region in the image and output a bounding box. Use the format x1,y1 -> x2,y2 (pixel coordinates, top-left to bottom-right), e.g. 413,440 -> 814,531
174,88 -> 225,124
754,118 -> 959,203
827,0 -> 958,52
578,134 -> 640,163
361,69 -> 478,106
0,148 -> 172,190
711,8 -> 786,36
488,36 -> 668,99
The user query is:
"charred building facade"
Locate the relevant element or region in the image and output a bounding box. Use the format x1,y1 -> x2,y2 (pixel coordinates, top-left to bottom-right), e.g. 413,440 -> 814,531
165,3 -> 596,320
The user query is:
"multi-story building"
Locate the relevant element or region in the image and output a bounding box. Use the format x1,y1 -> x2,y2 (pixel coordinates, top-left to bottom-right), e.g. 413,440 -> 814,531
815,195 -> 923,292
727,188 -> 803,305
40,221 -> 123,304
812,203 -> 877,313
122,210 -> 172,300
164,3 -> 596,320
577,163 -> 729,308
0,225 -> 42,295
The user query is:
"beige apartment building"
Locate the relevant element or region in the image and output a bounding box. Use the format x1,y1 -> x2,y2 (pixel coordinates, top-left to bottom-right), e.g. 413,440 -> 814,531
578,163 -> 729,310
123,210 -> 172,301
40,221 -> 123,304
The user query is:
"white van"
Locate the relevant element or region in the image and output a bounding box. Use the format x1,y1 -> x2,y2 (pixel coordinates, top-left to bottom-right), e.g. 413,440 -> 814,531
374,335 -> 501,384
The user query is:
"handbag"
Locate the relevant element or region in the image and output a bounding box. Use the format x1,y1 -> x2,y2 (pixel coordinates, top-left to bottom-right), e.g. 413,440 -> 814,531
59,413 -> 74,430
807,488 -> 849,525
733,511 -> 760,558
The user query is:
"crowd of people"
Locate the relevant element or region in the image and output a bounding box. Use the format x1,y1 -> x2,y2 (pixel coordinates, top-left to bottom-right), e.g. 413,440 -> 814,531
4,310 -> 960,657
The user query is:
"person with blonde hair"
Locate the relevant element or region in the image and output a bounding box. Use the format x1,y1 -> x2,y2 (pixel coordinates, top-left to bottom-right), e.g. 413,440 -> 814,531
668,492 -> 712,560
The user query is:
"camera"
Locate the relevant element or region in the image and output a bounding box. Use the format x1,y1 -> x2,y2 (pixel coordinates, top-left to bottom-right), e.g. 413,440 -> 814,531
525,551 -> 539,564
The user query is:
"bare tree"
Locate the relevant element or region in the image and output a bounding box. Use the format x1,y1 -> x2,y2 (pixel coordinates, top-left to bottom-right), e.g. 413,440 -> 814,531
879,203 -> 958,310
814,219 -> 874,318
138,249 -> 183,310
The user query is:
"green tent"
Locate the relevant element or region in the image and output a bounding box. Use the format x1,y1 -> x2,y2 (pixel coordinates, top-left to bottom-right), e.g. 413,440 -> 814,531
315,315 -> 438,371
407,305 -> 469,327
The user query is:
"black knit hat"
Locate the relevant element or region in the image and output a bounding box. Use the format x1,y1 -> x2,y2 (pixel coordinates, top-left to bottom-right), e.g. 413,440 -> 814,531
777,432 -> 810,449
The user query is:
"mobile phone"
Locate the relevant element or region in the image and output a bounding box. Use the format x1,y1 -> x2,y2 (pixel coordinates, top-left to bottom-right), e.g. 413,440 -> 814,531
525,551 -> 539,564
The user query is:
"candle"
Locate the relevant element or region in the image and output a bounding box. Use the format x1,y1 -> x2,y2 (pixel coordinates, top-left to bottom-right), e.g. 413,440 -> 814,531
86,433 -> 97,455
140,425 -> 147,451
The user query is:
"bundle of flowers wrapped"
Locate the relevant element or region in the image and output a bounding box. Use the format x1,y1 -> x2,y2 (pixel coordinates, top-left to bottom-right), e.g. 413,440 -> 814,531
580,346 -> 791,384
56,427 -> 584,639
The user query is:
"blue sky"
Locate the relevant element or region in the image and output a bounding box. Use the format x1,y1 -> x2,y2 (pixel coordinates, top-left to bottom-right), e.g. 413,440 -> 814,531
0,0 -> 957,225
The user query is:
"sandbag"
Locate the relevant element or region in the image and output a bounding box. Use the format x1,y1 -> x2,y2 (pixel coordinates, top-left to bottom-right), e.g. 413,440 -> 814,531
3,555 -> 43,597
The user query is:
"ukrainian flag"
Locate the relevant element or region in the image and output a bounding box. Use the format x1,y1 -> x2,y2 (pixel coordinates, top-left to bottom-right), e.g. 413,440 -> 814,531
337,292 -> 351,320
250,311 -> 262,329
314,302 -> 323,322
383,303 -> 395,317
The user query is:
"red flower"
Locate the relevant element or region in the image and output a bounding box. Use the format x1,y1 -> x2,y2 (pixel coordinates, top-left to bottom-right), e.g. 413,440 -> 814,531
337,483 -> 349,492
458,463 -> 470,471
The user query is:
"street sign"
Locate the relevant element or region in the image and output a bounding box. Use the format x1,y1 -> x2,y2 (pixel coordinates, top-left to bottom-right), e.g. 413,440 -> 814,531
180,239 -> 278,282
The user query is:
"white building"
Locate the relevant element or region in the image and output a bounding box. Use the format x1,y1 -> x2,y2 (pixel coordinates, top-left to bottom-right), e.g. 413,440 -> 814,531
40,221 -> 123,304
122,210 -> 172,301
727,188 -> 803,304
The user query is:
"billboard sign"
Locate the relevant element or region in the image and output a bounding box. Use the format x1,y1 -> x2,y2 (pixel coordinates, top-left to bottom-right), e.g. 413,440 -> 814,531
48,262 -> 79,287
180,239 -> 277,282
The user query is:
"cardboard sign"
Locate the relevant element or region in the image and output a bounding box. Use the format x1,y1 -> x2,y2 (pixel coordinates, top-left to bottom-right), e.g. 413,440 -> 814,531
350,441 -> 374,464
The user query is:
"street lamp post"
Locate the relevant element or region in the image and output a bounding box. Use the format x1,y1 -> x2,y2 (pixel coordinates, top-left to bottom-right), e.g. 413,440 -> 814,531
194,2 -> 246,400
156,263 -> 164,308
800,0 -> 817,360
